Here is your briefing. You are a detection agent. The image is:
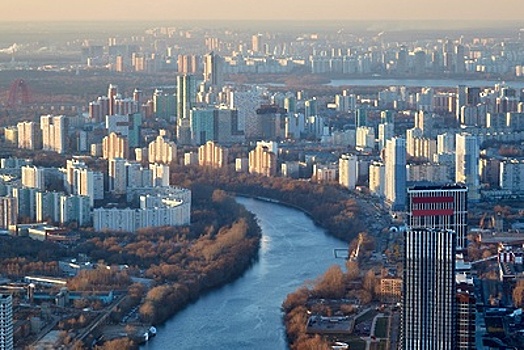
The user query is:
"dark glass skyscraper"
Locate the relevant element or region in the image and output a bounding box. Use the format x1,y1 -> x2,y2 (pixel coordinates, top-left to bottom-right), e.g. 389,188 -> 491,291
402,228 -> 457,350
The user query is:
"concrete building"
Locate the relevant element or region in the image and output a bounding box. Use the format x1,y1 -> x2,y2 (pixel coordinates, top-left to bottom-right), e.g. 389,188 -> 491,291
339,154 -> 358,190
40,115 -> 68,154
60,195 -> 91,227
21,166 -> 45,191
102,132 -> 129,160
249,142 -> 278,177
500,159 -> 524,194
93,187 -> 191,232
0,197 -> 17,230
455,134 -> 480,201
0,294 -> 13,350
150,163 -> 170,187
108,158 -> 127,195
17,121 -> 41,150
148,135 -> 177,165
385,137 -> 406,210
198,141 -> 228,169
369,161 -> 385,197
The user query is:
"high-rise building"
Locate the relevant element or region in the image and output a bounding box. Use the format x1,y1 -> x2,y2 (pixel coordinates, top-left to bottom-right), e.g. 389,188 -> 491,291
369,161 -> 385,197
150,163 -> 170,187
249,142 -> 277,177
40,115 -> 69,154
17,121 -> 41,150
105,113 -> 142,148
21,165 -> 45,190
455,134 -> 479,201
177,74 -> 198,144
402,228 -> 457,350
203,52 -> 224,88
0,294 -> 13,350
153,89 -> 176,120
252,34 -> 263,53
198,141 -> 229,169
385,137 -> 406,210
107,84 -> 118,116
102,132 -> 129,160
148,135 -> 177,165
339,154 -> 358,190
407,184 -> 468,250
0,197 -> 17,229
109,158 -> 127,195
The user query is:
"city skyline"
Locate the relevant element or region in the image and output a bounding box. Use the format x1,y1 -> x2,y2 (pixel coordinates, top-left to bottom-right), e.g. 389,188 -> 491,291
2,0 -> 524,22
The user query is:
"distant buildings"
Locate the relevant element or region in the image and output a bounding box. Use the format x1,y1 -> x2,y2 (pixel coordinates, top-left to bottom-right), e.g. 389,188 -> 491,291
93,187 -> 191,232
455,134 -> 479,201
385,137 -> 406,211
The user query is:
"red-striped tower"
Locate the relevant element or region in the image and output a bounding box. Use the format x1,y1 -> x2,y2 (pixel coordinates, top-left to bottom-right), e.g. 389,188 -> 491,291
407,184 -> 468,250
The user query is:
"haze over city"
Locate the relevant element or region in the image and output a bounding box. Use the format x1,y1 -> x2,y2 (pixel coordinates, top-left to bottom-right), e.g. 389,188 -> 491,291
1,0 -> 524,22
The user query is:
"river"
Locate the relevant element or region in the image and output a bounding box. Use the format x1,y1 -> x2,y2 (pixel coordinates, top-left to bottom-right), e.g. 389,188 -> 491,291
142,197 -> 347,350
328,78 -> 524,89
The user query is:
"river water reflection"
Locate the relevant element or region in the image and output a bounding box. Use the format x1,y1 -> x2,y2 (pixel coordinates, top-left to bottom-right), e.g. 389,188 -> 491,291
142,197 -> 346,350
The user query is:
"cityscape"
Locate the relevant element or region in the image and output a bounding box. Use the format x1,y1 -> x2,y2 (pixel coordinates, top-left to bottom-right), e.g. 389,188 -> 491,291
0,3 -> 524,350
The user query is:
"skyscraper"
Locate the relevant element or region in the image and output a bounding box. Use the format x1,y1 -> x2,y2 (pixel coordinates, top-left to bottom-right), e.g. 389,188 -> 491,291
203,52 -> 224,88
385,137 -> 406,210
0,294 -> 13,350
177,74 -> 198,144
402,228 -> 457,350
455,133 -> 479,201
407,184 -> 468,250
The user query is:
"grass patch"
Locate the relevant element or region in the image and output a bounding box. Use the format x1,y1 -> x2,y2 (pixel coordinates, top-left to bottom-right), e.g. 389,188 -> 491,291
374,317 -> 389,338
347,338 -> 367,350
355,309 -> 378,324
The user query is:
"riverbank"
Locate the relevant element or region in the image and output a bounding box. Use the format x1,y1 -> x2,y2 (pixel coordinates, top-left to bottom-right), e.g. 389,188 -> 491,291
142,197 -> 348,350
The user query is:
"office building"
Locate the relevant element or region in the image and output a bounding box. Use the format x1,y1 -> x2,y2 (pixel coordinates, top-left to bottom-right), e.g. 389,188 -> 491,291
0,294 -> 13,350
385,137 -> 406,210
402,228 -> 457,350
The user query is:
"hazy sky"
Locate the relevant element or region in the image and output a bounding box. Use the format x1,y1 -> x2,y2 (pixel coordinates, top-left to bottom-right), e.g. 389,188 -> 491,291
2,0 -> 524,22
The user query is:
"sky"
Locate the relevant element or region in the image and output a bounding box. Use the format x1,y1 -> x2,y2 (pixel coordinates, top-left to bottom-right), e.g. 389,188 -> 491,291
1,0 -> 523,22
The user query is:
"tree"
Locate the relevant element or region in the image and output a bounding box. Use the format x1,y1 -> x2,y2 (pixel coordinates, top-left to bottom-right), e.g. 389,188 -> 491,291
312,265 -> 346,299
